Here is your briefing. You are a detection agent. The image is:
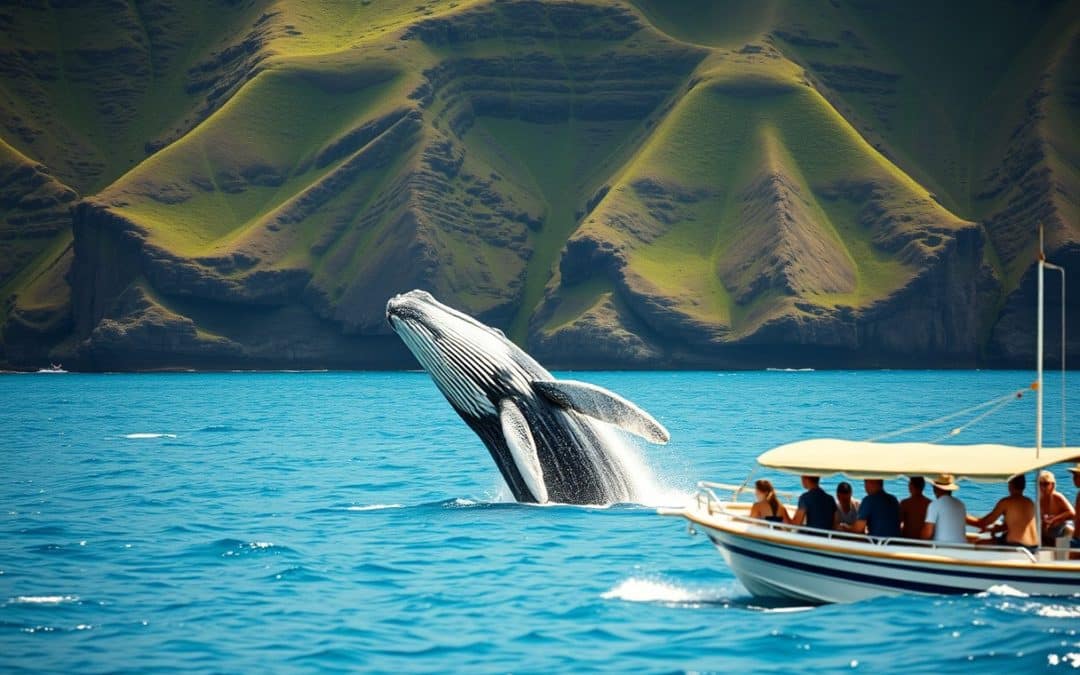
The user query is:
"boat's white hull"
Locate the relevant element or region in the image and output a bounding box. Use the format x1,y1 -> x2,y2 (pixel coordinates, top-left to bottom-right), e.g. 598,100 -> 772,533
665,502 -> 1080,604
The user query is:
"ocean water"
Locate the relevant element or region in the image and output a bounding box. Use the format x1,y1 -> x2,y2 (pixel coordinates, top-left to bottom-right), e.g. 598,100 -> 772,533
2,370 -> 1079,673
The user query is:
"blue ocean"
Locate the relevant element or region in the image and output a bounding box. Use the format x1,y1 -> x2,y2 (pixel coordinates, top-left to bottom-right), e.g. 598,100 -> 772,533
2,370 -> 1079,672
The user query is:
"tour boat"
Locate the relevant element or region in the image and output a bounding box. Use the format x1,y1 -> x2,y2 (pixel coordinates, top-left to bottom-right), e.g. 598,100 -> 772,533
659,236 -> 1080,603
658,442 -> 1080,603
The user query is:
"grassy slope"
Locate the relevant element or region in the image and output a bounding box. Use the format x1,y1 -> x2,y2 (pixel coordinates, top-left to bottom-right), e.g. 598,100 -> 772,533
469,118 -> 643,341
0,0 -> 1074,366
547,51 -> 966,339
0,0 -> 278,345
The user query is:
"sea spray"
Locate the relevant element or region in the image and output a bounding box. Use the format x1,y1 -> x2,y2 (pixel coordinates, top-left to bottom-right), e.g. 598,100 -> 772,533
591,421 -> 690,507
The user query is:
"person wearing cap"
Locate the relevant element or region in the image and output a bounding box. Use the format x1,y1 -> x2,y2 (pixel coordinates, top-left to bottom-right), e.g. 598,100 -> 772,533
921,474 -> 967,543
1038,469 -> 1075,546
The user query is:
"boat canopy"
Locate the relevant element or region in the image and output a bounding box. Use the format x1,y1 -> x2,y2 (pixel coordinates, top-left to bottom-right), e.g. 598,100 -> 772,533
757,439 -> 1080,482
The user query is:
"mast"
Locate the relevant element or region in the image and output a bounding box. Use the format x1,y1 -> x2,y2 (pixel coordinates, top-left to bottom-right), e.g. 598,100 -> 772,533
1037,225 -> 1045,459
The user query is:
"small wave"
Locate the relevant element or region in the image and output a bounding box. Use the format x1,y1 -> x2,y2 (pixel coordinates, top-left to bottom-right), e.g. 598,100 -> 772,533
765,367 -> 815,372
197,425 -> 233,433
346,504 -> 404,511
123,433 -> 177,439
602,578 -> 729,605
1036,604 -> 1080,618
978,584 -> 1030,598
7,595 -> 79,605
444,498 -> 479,508
195,538 -> 295,558
265,566 -> 329,582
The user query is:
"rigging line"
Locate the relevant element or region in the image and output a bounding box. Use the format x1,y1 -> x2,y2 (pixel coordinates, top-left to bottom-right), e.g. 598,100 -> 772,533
865,388 -> 1028,442
931,393 -> 1020,442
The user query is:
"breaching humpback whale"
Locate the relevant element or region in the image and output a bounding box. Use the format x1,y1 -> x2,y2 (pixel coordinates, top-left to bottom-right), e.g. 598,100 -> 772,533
386,290 -> 670,505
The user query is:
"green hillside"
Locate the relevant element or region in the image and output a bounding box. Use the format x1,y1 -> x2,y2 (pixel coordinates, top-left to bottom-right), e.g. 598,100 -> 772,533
0,0 -> 1077,369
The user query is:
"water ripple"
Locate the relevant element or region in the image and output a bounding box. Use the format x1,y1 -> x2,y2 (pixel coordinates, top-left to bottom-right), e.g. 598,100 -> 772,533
1,371 -> 1077,672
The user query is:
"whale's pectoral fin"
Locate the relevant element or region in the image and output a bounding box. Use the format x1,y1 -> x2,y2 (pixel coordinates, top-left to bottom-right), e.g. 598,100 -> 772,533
499,399 -> 549,504
533,379 -> 670,445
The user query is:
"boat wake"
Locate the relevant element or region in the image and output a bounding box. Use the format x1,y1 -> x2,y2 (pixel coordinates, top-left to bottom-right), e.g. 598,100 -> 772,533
977,584 -> 1030,598
602,577 -> 816,612
601,577 -> 745,606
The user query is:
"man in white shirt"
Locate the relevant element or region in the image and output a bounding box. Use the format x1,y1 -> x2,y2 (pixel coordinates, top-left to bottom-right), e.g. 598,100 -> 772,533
922,474 -> 967,543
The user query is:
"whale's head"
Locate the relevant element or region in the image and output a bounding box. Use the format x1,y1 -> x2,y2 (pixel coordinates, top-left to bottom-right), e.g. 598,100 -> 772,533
386,290 -> 538,417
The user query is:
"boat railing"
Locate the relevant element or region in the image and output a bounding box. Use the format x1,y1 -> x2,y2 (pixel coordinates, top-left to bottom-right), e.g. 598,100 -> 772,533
693,482 -> 1043,563
697,480 -> 799,503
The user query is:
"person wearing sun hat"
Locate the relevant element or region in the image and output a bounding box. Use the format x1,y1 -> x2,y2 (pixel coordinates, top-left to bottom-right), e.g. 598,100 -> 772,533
921,474 -> 967,543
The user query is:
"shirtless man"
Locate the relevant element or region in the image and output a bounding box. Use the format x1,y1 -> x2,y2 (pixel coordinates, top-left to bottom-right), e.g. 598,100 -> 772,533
1037,470 -> 1075,546
899,477 -> 931,540
967,474 -> 1038,549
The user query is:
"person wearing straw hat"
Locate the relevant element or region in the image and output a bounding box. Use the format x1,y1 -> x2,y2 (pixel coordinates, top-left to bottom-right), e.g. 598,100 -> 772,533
921,474 -> 967,543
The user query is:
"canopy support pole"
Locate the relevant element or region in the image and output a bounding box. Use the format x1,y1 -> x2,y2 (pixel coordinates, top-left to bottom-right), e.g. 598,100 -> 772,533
1035,225 -> 1047,549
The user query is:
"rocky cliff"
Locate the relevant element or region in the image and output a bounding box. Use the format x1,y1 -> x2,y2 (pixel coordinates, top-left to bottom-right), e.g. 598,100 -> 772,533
0,0 -> 1077,370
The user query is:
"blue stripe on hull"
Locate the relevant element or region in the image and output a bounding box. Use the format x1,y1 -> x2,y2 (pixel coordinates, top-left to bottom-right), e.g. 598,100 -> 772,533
720,539 -> 965,595
716,537 -> 1080,595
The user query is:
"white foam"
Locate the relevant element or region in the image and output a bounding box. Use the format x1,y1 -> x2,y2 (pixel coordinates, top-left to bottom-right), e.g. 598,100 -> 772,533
748,604 -> 815,614
1035,604 -> 1080,618
602,577 -> 724,604
978,584 -> 1030,598
8,595 -> 78,605
346,504 -> 404,511
123,433 -> 177,439
1047,653 -> 1080,668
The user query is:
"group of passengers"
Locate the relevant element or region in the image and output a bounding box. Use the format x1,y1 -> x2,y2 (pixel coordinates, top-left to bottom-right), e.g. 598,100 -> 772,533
749,466 -> 1080,551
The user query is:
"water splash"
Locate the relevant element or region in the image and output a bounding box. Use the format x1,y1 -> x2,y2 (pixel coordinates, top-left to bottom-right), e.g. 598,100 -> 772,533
345,504 -> 404,511
591,422 -> 690,507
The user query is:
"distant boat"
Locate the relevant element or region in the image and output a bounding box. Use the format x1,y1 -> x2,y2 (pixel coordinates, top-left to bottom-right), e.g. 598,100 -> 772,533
660,230 -> 1080,602
36,363 -> 67,374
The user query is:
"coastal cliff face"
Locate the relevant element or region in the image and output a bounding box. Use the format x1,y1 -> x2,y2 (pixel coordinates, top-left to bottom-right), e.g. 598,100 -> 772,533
0,0 -> 1077,370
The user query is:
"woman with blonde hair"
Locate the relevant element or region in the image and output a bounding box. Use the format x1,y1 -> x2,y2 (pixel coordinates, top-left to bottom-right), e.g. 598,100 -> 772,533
750,479 -> 789,524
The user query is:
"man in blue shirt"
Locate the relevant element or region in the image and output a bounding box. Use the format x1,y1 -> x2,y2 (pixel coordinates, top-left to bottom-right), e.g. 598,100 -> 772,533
853,479 -> 901,538
793,475 -> 838,531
